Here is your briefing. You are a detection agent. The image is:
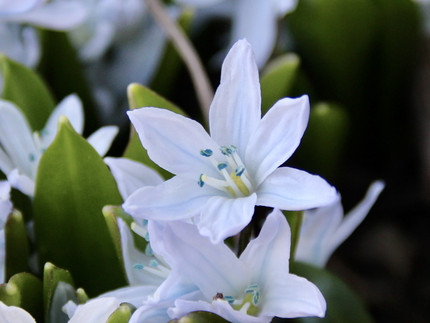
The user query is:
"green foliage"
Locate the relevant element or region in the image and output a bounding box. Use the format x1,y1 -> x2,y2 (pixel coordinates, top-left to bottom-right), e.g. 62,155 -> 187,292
261,54 -> 300,114
33,117 -> 127,296
169,311 -> 230,323
5,210 -> 30,281
286,262 -> 374,323
283,210 -> 303,262
124,83 -> 186,179
106,304 -> 134,323
0,54 -> 55,131
0,272 -> 43,322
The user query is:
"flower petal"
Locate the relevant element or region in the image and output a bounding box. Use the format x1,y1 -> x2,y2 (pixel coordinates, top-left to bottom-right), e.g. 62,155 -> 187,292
100,285 -> 158,308
0,301 -> 36,322
240,209 -> 291,282
9,1 -> 88,30
272,0 -> 298,16
257,167 -> 338,210
150,219 -> 247,300
123,176 -> 214,221
326,180 -> 385,260
198,193 -> 257,243
0,0 -> 42,15
66,297 -> 120,323
0,100 -> 39,179
176,0 -> 225,6
86,126 -> 118,156
0,146 -> 14,176
209,39 -> 261,150
7,168 -> 35,197
104,157 -> 163,199
262,274 -> 326,318
245,96 -> 310,185
230,1 -> 276,67
41,94 -> 84,150
295,201 -> 343,267
128,108 -> 221,179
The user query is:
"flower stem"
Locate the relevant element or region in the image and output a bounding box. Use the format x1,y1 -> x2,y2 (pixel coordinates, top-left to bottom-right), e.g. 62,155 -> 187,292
144,0 -> 214,122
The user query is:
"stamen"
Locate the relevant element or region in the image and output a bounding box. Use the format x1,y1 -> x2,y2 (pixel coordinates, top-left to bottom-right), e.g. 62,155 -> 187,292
200,149 -> 213,157
245,284 -> 260,305
149,259 -> 158,267
133,263 -> 144,270
145,244 -> 153,256
235,166 -> 245,177
239,302 -> 251,313
131,222 -> 148,240
198,174 -> 205,187
224,296 -> 235,304
217,163 -> 228,171
29,153 -> 35,162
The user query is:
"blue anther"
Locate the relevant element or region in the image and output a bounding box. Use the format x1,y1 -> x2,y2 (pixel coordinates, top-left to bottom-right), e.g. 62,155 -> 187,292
133,264 -> 144,270
220,146 -> 233,155
235,166 -> 245,176
144,232 -> 150,242
145,244 -> 153,256
40,129 -> 49,136
198,174 -> 205,187
149,259 -> 158,267
224,296 -> 235,304
29,153 -> 35,162
200,149 -> 213,157
245,284 -> 260,305
143,219 -> 149,226
217,163 -> 228,171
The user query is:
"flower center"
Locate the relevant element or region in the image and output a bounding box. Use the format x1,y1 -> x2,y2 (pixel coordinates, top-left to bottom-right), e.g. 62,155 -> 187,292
198,145 -> 253,197
221,284 -> 260,316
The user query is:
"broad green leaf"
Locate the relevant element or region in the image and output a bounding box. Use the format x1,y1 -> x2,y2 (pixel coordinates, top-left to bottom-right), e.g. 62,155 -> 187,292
261,54 -> 300,114
285,262 -> 374,323
37,30 -> 99,133
0,54 -> 55,130
0,272 -> 43,322
124,83 -> 186,179
169,311 -> 229,323
283,210 -> 303,262
296,102 -> 349,181
5,210 -> 30,280
33,117 -> 127,296
106,304 -> 133,323
102,206 -> 125,268
43,263 -> 75,322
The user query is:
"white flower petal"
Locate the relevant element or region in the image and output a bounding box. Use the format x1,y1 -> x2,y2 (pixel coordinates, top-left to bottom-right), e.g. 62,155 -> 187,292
41,94 -> 84,149
7,169 -> 35,197
257,167 -> 338,210
240,209 -> 291,283
176,0 -> 225,7
0,229 -> 5,284
295,201 -> 343,267
230,0 -> 276,67
198,193 -> 257,243
67,297 -> 120,323
123,176 -> 214,221
0,100 -> 39,179
104,157 -> 163,200
209,39 -> 261,150
151,219 -> 247,300
326,180 -> 385,260
130,305 -> 172,323
0,181 -> 12,223
170,299 -> 268,323
245,96 -> 310,185
0,301 -> 36,322
0,146 -> 14,176
8,1 -> 88,30
0,0 -> 42,15
86,126 -> 118,156
272,0 -> 298,16
262,274 -> 326,318
128,108 -> 221,179
100,285 -> 158,308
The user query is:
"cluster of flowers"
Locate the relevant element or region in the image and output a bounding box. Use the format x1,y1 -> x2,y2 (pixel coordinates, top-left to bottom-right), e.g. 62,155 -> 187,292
1,39 -> 383,322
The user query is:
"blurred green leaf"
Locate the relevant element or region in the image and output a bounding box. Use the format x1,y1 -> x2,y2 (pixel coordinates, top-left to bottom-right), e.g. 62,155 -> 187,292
0,272 -> 43,321
102,206 -> 125,269
37,29 -> 98,134
0,54 -> 55,130
296,102 -> 349,181
33,117 -> 127,296
283,210 -> 303,262
261,54 -> 300,114
43,263 -> 75,322
169,311 -> 229,323
106,304 -> 133,323
5,210 -> 30,280
124,83 -> 186,179
285,262 -> 374,323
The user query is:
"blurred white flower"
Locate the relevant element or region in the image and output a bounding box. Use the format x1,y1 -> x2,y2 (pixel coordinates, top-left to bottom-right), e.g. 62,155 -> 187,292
0,181 -> 12,284
0,301 -> 36,322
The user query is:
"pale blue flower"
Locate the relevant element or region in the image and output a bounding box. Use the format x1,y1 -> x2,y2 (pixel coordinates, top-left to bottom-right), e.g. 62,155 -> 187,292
124,39 -> 337,243
63,297 -> 122,323
177,0 -> 297,66
0,94 -> 118,196
131,209 -> 326,322
0,301 -> 36,322
0,181 -> 12,284
295,181 -> 385,267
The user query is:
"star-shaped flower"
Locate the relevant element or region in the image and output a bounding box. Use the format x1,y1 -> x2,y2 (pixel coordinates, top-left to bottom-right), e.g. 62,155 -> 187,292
124,39 -> 337,243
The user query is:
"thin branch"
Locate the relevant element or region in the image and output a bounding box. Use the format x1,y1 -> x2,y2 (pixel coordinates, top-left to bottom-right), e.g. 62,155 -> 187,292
144,0 -> 213,122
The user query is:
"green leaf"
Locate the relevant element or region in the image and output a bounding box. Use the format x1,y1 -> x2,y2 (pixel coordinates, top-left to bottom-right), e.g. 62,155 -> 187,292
261,54 -> 300,114
0,272 -> 43,322
33,117 -> 127,296
296,102 -> 349,181
37,30 -> 99,133
124,83 -> 186,179
169,311 -> 230,323
283,210 -> 303,262
286,262 -> 374,323
43,262 -> 75,322
0,54 -> 55,130
106,304 -> 134,323
102,206 -> 126,269
5,210 -> 30,280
